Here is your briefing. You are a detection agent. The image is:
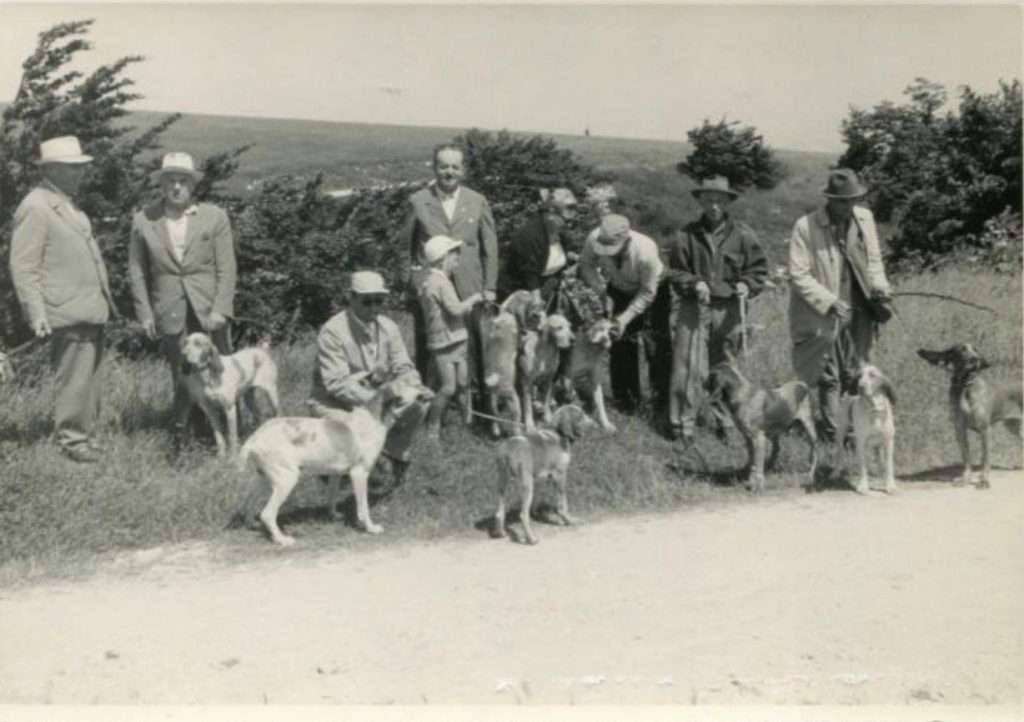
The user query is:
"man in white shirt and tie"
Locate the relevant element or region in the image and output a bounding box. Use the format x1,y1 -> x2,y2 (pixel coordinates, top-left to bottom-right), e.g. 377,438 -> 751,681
128,152 -> 238,442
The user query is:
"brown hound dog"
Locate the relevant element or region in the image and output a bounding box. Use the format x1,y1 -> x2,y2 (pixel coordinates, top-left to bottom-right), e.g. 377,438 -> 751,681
706,358 -> 818,492
918,344 -> 1023,488
519,313 -> 575,431
492,404 -> 597,545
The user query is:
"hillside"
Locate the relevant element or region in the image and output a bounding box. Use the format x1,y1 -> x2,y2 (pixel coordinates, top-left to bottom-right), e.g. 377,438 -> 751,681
121,109 -> 834,193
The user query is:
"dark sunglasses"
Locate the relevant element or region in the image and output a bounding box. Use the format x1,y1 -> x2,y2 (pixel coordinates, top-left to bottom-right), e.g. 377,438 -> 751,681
358,296 -> 387,308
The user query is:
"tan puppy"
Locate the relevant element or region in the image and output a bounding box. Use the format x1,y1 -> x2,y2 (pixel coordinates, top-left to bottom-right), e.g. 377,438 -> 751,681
918,344 -> 1023,488
836,363 -> 896,495
566,318 -> 616,432
236,372 -> 433,546
179,333 -> 280,457
520,313 -> 575,430
492,404 -> 597,545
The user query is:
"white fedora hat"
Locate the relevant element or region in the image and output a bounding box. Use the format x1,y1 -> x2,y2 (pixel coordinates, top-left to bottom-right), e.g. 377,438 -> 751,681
153,151 -> 202,181
350,270 -> 390,295
37,136 -> 93,165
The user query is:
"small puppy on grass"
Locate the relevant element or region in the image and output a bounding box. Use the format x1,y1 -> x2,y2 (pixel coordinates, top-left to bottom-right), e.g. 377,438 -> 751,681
492,404 -> 596,545
918,343 -> 1023,489
835,363 -> 897,495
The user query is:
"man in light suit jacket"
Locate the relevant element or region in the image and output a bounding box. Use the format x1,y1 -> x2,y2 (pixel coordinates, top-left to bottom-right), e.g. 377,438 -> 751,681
128,152 -> 237,436
397,143 -> 498,396
788,168 -> 893,441
9,136 -> 116,463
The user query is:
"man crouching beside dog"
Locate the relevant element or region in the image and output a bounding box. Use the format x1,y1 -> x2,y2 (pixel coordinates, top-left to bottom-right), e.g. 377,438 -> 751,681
308,271 -> 429,485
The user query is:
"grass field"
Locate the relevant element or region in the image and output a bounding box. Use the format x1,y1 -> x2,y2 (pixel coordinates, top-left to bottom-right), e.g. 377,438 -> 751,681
1,266 -> 1019,587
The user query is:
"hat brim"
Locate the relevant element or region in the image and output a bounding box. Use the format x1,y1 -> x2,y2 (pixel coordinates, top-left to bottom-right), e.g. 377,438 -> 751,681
352,288 -> 390,296
591,238 -> 627,256
822,188 -> 868,199
152,167 -> 203,182
691,188 -> 739,199
37,155 -> 93,165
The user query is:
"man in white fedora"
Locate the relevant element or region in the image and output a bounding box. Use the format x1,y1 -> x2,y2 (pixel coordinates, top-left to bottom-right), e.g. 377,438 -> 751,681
9,135 -> 116,463
128,151 -> 237,442
309,270 -> 429,487
788,168 -> 893,443
578,213 -> 672,419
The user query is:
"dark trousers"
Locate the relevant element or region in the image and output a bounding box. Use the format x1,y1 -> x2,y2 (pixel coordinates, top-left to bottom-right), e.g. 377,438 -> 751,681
607,282 -> 672,413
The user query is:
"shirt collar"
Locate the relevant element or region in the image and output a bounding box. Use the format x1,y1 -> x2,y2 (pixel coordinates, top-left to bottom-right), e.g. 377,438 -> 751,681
40,178 -> 74,207
347,310 -> 379,340
164,203 -> 199,217
431,182 -> 460,202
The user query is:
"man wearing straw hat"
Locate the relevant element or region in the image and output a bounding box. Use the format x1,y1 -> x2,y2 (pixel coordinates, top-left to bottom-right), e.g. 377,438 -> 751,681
9,135 -> 116,463
788,168 -> 893,441
666,176 -> 767,442
128,151 -> 237,440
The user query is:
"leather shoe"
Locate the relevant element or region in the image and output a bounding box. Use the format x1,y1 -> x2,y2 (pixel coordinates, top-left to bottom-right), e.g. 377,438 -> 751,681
61,444 -> 100,463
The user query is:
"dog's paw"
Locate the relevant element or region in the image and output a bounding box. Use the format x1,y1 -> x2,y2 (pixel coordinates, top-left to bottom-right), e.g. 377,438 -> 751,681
490,523 -> 507,539
601,422 -> 617,433
275,534 -> 297,547
976,479 -> 991,490
853,482 -> 871,495
559,513 -> 580,526
361,521 -> 384,534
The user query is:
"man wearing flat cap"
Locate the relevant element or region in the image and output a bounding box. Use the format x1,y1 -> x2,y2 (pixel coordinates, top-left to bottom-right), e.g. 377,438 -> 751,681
579,213 -> 672,419
788,168 -> 892,441
128,151 -> 237,440
667,176 -> 768,441
9,135 -> 116,463
309,271 -> 428,483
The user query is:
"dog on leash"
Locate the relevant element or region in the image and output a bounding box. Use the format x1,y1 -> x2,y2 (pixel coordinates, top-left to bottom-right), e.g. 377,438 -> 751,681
705,359 -> 818,492
236,371 -> 433,546
179,332 -> 280,457
567,318 -> 617,432
835,363 -> 897,495
492,404 -> 596,545
918,344 -> 1023,488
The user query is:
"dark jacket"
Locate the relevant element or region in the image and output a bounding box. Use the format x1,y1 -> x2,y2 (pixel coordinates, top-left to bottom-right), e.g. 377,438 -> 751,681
498,211 -> 563,300
667,216 -> 768,301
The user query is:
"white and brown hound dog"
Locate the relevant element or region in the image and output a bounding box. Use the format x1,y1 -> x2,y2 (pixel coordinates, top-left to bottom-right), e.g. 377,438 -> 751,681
836,363 -> 897,495
179,332 -> 280,457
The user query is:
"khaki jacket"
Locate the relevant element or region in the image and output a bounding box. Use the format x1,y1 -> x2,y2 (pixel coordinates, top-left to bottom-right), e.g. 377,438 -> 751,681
9,183 -> 114,330
788,205 -> 890,345
128,201 -> 237,335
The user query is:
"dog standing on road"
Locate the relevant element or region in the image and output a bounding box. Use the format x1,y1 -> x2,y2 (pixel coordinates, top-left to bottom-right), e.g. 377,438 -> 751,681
492,403 -> 596,545
706,359 -> 818,492
179,332 -> 280,457
836,363 -> 897,495
918,344 -> 1023,488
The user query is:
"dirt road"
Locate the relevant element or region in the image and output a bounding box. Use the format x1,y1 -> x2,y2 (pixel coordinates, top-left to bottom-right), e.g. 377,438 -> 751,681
1,472 -> 1021,705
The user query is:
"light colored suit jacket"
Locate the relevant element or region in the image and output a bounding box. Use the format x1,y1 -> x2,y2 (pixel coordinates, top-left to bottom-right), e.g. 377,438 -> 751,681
128,201 -> 237,335
399,184 -> 498,298
788,205 -> 890,344
309,310 -> 419,410
9,182 -> 114,330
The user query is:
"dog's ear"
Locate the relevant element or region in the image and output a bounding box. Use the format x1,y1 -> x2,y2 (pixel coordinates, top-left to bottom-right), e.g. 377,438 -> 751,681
879,373 -> 897,406
205,341 -> 224,374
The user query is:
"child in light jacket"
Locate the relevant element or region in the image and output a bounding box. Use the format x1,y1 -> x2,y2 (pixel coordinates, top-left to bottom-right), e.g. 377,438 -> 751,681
418,235 -> 483,438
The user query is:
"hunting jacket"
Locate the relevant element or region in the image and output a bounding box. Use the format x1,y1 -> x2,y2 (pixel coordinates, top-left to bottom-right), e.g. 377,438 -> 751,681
667,216 -> 768,302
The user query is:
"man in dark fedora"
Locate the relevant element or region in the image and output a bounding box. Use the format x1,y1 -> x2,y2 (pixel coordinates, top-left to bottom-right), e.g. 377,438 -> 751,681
788,168 -> 893,442
128,151 -> 237,441
9,135 -> 116,463
666,176 -> 768,441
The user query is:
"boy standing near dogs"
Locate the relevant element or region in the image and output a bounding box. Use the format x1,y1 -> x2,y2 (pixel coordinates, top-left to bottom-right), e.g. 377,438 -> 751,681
418,235 -> 484,439
666,176 -> 768,442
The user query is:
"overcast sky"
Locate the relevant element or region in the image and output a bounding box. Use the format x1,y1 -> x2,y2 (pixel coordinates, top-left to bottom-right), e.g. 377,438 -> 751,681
0,3 -> 1019,152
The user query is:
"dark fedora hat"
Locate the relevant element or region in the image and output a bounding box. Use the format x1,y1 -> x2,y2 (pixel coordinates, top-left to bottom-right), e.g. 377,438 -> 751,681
691,175 -> 740,199
822,168 -> 868,199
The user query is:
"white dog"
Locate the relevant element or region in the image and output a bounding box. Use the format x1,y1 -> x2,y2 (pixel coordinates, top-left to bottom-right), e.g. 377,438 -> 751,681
236,372 -> 433,546
179,333 -> 280,457
837,363 -> 897,494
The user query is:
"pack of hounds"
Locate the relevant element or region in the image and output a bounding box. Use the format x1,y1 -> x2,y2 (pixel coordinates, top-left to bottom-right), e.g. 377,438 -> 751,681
2,314 -> 1020,548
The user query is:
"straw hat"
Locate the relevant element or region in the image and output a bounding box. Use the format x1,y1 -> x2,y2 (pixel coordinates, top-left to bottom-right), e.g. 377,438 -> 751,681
591,214 -> 632,256
153,152 -> 202,182
350,271 -> 390,295
37,136 -> 92,165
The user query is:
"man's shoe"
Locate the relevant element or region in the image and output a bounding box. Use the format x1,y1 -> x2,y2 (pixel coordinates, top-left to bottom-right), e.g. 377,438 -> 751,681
61,444 -> 100,463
